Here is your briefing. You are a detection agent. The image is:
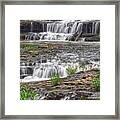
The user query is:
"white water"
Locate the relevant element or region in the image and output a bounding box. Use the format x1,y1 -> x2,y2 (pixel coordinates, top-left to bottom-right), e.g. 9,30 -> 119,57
25,32 -> 73,41
25,20 -> 100,41
47,20 -> 83,34
20,60 -> 100,83
21,61 -> 80,82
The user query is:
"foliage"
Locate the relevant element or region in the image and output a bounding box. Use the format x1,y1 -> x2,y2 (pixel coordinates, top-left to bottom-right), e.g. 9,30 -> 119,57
79,62 -> 86,71
50,73 -> 61,86
92,76 -> 100,91
21,44 -> 39,52
95,71 -> 100,78
66,66 -> 77,75
20,85 -> 38,100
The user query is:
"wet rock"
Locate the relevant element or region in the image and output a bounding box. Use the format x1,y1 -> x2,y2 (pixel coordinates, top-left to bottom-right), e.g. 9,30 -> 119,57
84,36 -> 100,42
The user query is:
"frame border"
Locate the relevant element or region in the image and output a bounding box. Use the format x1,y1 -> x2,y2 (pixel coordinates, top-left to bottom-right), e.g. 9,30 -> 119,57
0,0 -> 119,119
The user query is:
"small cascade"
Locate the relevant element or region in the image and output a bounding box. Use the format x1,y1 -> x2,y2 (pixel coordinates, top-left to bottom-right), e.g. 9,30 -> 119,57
20,53 -> 80,81
33,62 -> 68,79
20,62 -> 34,79
20,60 -> 100,82
21,62 -> 80,82
20,51 -> 100,82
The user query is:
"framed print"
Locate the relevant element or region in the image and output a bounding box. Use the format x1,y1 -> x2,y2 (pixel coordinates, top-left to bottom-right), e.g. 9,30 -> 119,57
0,0 -> 119,119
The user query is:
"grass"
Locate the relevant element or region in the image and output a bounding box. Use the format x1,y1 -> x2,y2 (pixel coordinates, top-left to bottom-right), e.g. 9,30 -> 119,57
21,44 -> 39,52
20,44 -> 39,56
20,85 -> 39,100
50,73 -> 61,86
92,73 -> 100,91
66,67 -> 77,75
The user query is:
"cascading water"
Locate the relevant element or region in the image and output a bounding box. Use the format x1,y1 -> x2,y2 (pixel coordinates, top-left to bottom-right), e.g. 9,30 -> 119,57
20,53 -> 80,82
20,20 -> 100,82
24,20 -> 100,41
33,62 -> 68,78
20,52 -> 100,82
30,22 -> 33,32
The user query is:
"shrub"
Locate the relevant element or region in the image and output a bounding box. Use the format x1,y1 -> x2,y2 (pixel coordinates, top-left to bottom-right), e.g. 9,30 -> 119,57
50,73 -> 60,86
66,67 -> 77,75
92,77 -> 100,91
20,86 -> 38,100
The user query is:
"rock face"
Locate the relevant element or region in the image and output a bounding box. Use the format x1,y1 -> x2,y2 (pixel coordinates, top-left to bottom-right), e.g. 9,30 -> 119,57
20,20 -> 48,33
20,41 -> 100,79
20,70 -> 100,100
20,20 -> 100,41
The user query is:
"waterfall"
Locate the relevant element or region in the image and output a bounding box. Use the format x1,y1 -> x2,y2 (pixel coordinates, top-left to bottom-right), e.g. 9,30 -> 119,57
30,22 -> 33,32
46,20 -> 84,34
20,53 -> 80,82
20,60 -> 100,82
46,20 -> 100,34
20,66 -> 33,79
24,20 -> 100,41
33,62 -> 67,79
20,62 -> 80,82
95,21 -> 100,34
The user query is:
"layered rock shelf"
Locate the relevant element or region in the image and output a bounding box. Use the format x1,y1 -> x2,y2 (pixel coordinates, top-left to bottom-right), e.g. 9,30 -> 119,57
20,41 -> 100,79
20,69 -> 100,100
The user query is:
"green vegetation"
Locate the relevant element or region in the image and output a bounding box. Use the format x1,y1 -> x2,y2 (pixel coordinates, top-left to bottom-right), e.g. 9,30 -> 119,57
79,62 -> 86,71
66,67 -> 77,75
94,71 -> 100,78
20,44 -> 39,56
92,75 -> 100,91
20,85 -> 38,100
50,73 -> 61,86
21,44 -> 39,52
